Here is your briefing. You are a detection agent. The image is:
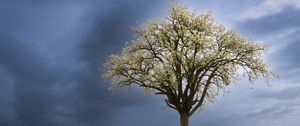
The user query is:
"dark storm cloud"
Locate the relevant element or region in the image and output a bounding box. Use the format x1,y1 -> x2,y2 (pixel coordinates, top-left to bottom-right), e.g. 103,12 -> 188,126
0,0 -> 83,5
271,29 -> 300,70
0,1 -> 89,125
0,36 -> 59,126
244,103 -> 292,120
253,86 -> 300,100
0,0 -> 168,126
236,6 -> 300,38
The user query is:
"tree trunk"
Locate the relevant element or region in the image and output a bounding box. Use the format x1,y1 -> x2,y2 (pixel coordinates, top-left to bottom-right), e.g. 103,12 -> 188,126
180,113 -> 189,126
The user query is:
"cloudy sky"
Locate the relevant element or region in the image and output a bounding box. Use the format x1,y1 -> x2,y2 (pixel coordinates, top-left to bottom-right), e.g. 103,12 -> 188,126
1,0 -> 300,126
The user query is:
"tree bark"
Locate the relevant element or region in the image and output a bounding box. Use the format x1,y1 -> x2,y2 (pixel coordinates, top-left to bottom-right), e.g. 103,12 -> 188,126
180,113 -> 189,126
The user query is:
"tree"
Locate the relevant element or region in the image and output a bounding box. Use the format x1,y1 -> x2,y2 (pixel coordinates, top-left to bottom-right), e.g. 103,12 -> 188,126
103,5 -> 273,126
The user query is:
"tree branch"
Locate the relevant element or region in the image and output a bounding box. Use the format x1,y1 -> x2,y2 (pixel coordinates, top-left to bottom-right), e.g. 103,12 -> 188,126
189,67 -> 218,116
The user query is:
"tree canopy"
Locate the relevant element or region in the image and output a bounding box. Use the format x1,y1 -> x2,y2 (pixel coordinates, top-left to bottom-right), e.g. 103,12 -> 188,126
103,5 -> 273,126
